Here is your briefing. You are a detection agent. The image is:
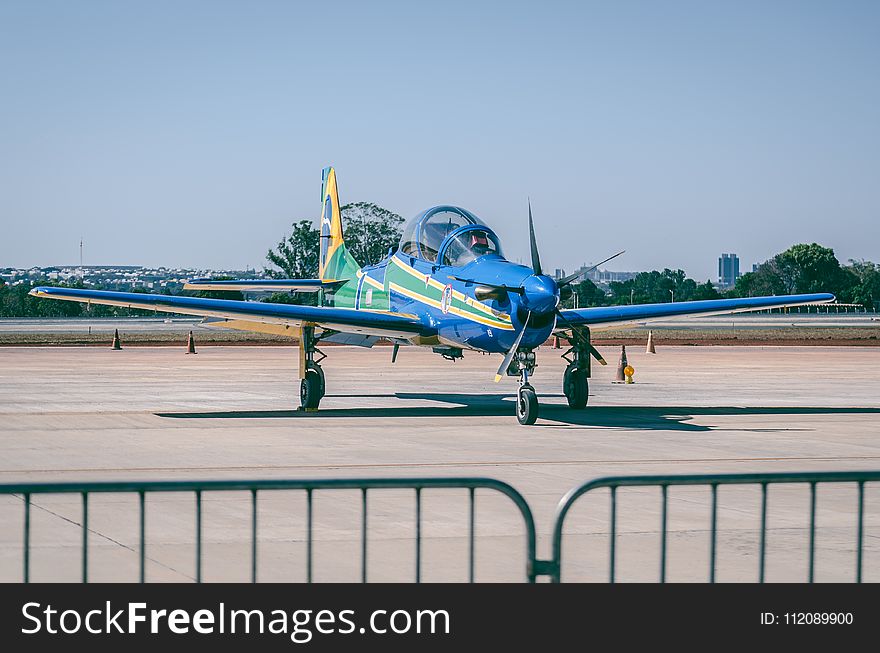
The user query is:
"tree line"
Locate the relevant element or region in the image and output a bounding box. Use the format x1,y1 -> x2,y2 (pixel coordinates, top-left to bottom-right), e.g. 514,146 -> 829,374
3,205 -> 878,317
564,243 -> 879,310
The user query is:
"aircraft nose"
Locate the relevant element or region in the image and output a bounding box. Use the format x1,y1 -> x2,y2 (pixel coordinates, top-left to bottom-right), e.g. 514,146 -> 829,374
520,274 -> 559,314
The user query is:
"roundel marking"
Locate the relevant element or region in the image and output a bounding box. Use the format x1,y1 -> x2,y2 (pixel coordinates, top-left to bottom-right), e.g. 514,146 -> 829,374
440,284 -> 453,314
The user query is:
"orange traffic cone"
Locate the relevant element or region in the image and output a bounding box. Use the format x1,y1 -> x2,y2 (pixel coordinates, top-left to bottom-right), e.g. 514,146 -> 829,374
646,330 -> 656,354
186,331 -> 197,354
614,345 -> 628,382
111,329 -> 122,350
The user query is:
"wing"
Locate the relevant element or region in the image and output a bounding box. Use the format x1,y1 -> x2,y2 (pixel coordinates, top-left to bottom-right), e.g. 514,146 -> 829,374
29,287 -> 429,339
558,293 -> 835,329
183,278 -> 346,293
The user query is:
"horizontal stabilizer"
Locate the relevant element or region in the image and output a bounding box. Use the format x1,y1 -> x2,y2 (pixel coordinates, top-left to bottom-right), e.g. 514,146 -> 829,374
183,278 -> 347,293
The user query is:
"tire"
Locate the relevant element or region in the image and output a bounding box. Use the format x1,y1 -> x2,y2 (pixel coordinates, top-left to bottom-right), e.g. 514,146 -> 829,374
516,385 -> 539,425
564,364 -> 588,409
307,362 -> 325,398
300,369 -> 323,409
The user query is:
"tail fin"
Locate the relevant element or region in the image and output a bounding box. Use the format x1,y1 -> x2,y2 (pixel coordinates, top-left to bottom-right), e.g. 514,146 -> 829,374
319,166 -> 364,279
318,167 -> 345,279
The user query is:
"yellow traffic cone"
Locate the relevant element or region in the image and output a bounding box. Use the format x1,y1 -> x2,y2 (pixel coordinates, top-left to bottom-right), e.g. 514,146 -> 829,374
111,329 -> 122,350
646,330 -> 656,354
186,331 -> 197,354
614,345 -> 628,383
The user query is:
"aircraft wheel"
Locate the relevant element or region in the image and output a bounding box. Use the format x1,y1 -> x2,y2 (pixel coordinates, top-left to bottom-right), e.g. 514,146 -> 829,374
300,368 -> 323,409
307,362 -> 325,398
563,364 -> 588,409
516,385 -> 539,425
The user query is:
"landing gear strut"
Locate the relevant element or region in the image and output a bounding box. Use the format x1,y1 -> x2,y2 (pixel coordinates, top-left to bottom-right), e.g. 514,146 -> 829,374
299,326 -> 326,410
561,326 -> 603,409
512,349 -> 539,425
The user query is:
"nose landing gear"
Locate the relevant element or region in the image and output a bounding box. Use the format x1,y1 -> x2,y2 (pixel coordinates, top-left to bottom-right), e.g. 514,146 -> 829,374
511,349 -> 539,425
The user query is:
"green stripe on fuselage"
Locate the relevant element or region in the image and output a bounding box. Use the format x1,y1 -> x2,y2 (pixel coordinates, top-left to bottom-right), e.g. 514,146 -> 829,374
324,248 -> 511,329
386,257 -> 512,329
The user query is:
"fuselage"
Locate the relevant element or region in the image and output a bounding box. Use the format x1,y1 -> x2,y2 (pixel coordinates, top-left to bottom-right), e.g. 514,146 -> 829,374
328,206 -> 560,354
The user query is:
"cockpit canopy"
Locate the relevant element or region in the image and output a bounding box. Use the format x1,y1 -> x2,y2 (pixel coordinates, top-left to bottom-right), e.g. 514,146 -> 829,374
399,206 -> 504,267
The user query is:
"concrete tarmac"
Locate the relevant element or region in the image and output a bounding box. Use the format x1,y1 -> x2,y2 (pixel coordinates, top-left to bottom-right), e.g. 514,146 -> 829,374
1,344 -> 878,582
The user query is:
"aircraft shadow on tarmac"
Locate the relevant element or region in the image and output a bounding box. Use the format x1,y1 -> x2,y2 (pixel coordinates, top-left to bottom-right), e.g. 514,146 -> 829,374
155,394 -> 880,432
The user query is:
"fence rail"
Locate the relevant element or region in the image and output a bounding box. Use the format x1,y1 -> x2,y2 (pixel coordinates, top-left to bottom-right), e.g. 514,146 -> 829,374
2,470 -> 877,583
0,477 -> 537,583
550,470 -> 880,583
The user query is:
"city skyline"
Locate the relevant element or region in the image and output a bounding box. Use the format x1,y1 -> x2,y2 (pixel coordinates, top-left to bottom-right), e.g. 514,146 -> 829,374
1,2 -> 878,279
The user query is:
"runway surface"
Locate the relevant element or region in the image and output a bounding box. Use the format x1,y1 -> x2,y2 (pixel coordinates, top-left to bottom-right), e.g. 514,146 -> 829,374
1,345 -> 878,582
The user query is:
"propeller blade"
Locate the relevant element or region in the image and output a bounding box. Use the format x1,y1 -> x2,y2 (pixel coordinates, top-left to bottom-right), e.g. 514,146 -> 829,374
554,308 -> 607,365
558,250 -> 626,287
494,311 -> 530,382
528,200 -> 543,276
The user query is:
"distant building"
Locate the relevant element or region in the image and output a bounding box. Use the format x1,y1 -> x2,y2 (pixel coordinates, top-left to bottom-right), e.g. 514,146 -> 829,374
554,262 -> 640,288
589,268 -> 639,285
718,253 -> 740,288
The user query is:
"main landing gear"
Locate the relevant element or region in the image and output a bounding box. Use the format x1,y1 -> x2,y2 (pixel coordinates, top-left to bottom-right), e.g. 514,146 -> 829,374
299,326 -> 326,410
561,326 -> 605,410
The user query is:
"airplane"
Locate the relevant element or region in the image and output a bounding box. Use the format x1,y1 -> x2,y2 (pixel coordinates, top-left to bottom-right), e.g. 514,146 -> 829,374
31,167 -> 835,425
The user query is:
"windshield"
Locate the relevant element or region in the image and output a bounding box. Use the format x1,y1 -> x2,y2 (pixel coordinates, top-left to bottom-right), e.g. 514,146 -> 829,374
399,206 -> 485,262
419,210 -> 474,262
442,228 -> 504,267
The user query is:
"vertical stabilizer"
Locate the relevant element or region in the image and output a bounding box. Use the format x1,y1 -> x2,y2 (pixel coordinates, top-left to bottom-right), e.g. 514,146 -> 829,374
317,167 -> 361,306
319,167 -> 347,279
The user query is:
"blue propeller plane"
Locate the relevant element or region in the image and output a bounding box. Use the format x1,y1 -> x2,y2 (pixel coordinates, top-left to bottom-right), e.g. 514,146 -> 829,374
31,167 -> 835,424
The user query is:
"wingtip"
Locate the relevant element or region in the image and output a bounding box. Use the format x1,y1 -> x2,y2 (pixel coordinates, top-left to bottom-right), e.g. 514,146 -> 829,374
493,374 -> 503,383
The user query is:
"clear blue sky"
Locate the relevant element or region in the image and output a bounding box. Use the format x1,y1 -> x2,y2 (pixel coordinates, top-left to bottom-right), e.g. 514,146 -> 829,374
1,0 -> 878,280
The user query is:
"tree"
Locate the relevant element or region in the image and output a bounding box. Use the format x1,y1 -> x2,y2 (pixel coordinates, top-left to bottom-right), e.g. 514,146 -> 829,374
188,276 -> 244,301
734,243 -> 859,299
777,243 -> 844,294
732,267 -> 785,297
608,269 -> 706,305
265,220 -> 320,279
340,202 -> 404,266
693,280 -> 721,300
846,260 -> 880,310
264,203 -> 403,278
562,279 -> 608,308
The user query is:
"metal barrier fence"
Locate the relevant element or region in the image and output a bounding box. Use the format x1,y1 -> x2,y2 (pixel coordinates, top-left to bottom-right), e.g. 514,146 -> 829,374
0,478 -> 537,583
2,470 -> 877,583
550,470 -> 880,583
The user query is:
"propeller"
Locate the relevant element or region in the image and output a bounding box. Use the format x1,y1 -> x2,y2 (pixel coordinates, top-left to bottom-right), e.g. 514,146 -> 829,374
528,199 -> 542,276
557,249 -> 626,288
476,200 -> 615,379
494,310 -> 530,382
492,201 -> 548,382
553,306 -> 607,365
455,200 -> 549,297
